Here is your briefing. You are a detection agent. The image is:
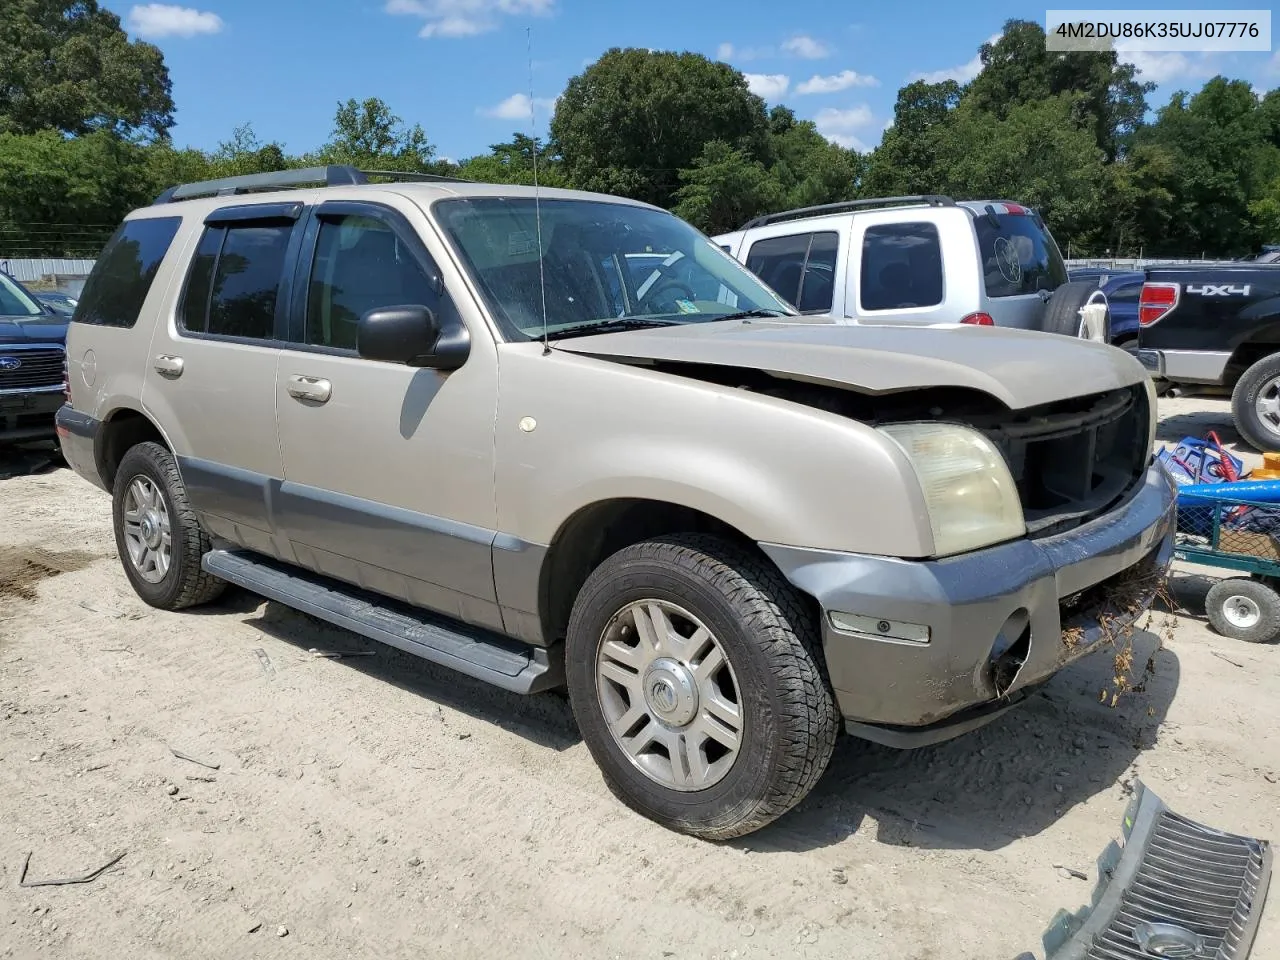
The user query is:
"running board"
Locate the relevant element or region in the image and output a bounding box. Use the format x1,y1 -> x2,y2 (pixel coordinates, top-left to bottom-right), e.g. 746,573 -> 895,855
202,549 -> 562,695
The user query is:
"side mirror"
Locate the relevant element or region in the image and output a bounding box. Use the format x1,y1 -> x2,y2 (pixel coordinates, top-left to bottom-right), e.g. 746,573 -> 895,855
356,304 -> 469,369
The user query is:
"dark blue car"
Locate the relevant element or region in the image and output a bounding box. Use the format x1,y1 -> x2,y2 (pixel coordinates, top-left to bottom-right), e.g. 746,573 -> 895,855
1067,269 -> 1144,349
0,270 -> 68,444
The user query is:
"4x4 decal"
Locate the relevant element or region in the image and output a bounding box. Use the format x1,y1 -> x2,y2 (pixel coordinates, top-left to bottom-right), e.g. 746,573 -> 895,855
1186,284 -> 1252,296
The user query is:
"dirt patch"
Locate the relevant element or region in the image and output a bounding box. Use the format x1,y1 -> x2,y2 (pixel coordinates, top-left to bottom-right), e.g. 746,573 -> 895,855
0,545 -> 98,602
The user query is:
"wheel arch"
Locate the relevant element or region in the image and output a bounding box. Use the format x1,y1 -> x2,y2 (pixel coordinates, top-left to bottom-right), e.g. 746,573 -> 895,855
96,406 -> 171,491
536,497 -> 803,648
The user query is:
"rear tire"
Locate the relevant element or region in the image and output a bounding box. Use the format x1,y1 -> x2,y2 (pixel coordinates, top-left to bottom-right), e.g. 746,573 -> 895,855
112,441 -> 225,610
1041,280 -> 1108,339
564,534 -> 838,840
1205,577 -> 1280,644
1231,353 -> 1280,452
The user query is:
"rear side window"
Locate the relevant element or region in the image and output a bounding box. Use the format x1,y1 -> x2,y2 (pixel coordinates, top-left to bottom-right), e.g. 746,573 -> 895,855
73,216 -> 182,328
974,213 -> 1067,298
859,223 -> 943,311
180,222 -> 293,340
744,231 -> 838,313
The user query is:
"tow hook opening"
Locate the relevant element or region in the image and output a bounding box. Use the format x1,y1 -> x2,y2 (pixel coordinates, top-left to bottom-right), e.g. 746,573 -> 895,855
988,611 -> 1031,697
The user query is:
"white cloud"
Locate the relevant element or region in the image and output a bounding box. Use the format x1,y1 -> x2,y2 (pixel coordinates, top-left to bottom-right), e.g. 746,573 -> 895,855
386,0 -> 554,39
744,73 -> 790,100
813,104 -> 875,149
795,69 -> 879,95
127,4 -> 223,38
910,32 -> 1001,85
782,34 -> 831,59
716,42 -> 735,60
718,42 -> 774,62
1122,51 -> 1219,84
480,93 -> 557,120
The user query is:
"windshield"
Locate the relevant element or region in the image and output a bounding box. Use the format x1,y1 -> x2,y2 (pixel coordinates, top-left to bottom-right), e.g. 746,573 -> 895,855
0,272 -> 45,318
433,198 -> 794,341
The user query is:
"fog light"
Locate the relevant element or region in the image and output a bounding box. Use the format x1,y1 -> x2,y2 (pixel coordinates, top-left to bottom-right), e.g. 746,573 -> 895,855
828,611 -> 930,645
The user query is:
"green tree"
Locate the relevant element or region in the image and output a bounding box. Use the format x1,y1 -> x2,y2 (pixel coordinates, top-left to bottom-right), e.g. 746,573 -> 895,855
0,0 -> 174,141
552,48 -> 769,208
312,97 -> 442,173
1140,77 -> 1280,255
0,130 -> 154,255
457,133 -> 568,187
673,140 -> 781,234
966,20 -> 1152,160
862,80 -> 961,195
763,106 -> 863,211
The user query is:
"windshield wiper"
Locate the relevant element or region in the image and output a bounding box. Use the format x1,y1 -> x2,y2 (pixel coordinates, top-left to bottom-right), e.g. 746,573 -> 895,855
713,308 -> 792,322
543,317 -> 682,341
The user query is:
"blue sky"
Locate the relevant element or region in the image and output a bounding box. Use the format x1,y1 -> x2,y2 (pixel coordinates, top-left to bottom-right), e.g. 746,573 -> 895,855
106,1 -> 1279,160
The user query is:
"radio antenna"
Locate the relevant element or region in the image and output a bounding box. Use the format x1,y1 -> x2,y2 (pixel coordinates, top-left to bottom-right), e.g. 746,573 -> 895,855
527,26 -> 550,355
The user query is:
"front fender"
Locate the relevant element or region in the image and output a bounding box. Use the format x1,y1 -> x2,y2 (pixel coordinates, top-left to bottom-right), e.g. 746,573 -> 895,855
494,345 -> 934,557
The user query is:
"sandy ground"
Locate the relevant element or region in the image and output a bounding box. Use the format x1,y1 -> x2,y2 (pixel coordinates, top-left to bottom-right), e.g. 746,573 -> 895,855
1,394 -> 1277,960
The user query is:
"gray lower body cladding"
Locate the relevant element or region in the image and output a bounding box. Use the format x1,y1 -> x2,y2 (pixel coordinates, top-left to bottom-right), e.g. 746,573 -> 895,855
761,461 -> 1176,744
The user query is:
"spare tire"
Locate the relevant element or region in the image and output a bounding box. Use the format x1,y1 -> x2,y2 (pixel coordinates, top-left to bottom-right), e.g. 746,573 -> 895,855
1040,280 -> 1110,340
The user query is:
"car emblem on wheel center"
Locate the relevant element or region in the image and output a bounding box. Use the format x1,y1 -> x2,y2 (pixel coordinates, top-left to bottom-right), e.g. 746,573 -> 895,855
0,356 -> 21,371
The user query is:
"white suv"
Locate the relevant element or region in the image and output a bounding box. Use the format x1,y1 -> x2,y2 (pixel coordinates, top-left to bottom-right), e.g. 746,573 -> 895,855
714,195 -> 1108,338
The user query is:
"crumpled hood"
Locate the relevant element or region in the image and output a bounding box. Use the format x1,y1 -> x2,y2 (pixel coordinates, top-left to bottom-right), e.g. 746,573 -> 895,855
0,314 -> 68,345
552,318 -> 1147,410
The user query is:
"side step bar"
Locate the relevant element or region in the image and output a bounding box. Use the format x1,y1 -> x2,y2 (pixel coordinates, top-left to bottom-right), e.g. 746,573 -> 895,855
202,549 -> 563,695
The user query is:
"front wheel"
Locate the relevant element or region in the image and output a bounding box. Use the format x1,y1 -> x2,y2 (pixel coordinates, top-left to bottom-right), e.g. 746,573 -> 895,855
565,534 -> 838,840
1205,577 -> 1280,644
112,441 -> 225,610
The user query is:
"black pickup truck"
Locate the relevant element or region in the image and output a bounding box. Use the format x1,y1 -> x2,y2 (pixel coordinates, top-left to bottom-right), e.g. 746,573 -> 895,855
1135,264 -> 1280,451
0,270 -> 68,445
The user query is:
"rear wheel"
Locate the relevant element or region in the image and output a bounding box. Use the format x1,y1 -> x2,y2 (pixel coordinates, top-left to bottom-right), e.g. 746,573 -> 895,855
112,442 -> 225,610
1231,353 -> 1280,452
564,534 -> 838,840
1205,577 -> 1280,644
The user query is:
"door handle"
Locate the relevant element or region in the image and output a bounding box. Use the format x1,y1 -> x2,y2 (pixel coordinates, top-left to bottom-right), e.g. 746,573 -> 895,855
153,354 -> 184,378
286,375 -> 332,403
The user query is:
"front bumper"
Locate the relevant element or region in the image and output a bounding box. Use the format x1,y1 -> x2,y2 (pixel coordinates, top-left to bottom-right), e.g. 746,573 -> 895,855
0,386 -> 64,442
761,461 -> 1176,746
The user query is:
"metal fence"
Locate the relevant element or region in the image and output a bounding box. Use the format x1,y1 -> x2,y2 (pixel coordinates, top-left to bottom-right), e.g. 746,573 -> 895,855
1065,257 -> 1228,271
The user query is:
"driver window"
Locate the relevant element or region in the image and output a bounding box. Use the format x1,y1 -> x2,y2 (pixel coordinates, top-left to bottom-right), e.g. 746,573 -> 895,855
305,214 -> 440,350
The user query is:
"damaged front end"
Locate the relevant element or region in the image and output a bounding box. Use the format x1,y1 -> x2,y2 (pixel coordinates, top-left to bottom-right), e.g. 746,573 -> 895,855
1014,781 -> 1272,960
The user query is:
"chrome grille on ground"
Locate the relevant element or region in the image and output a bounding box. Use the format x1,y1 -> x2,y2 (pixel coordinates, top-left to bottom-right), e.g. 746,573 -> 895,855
0,348 -> 64,390
1031,781 -> 1271,960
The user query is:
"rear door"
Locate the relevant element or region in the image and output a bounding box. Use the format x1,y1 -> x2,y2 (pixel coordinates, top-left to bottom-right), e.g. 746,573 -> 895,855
845,208 -> 963,326
141,201 -> 304,557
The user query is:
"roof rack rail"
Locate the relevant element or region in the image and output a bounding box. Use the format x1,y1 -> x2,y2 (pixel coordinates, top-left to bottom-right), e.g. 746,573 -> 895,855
739,195 -> 955,231
151,165 -> 471,205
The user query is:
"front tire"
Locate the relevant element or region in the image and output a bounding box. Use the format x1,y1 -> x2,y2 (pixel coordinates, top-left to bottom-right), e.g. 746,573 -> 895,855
1231,353 -> 1280,452
1205,578 -> 1280,644
112,441 -> 225,610
565,534 -> 838,840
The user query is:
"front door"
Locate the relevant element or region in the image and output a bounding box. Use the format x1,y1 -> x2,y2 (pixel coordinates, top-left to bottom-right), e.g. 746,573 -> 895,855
142,202 -> 304,557
272,199 -> 503,630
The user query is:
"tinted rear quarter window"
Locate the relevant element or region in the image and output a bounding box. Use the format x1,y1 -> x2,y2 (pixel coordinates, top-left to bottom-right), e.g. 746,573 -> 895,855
974,213 -> 1067,298
180,223 -> 292,340
73,216 -> 182,328
859,223 -> 943,311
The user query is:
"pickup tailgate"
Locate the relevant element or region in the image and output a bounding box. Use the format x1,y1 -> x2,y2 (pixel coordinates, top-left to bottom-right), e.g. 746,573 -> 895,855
1138,265 -> 1280,352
